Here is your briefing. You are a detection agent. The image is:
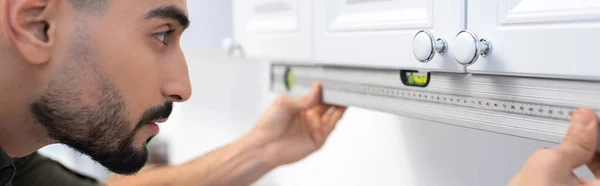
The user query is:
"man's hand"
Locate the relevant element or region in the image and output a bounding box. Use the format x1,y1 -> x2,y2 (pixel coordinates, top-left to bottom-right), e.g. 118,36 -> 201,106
509,108 -> 600,186
252,82 -> 347,168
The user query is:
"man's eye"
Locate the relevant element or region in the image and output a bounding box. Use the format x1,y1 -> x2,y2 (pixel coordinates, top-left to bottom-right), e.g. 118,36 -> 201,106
154,30 -> 174,45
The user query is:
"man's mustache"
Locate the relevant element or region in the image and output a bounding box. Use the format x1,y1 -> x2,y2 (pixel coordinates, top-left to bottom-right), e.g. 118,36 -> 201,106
135,102 -> 173,131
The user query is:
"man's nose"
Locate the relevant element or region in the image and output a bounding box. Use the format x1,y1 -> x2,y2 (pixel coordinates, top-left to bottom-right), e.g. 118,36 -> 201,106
161,51 -> 192,102
162,78 -> 191,102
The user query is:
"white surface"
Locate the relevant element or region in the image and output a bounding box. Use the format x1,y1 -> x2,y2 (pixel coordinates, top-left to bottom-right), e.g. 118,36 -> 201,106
231,0 -> 600,79
453,31 -> 478,65
413,31 -> 434,62
466,0 -> 600,78
312,0 -> 465,71
233,0 -> 313,61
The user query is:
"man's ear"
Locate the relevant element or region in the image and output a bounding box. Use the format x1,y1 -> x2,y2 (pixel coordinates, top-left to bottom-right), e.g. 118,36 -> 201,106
5,0 -> 59,65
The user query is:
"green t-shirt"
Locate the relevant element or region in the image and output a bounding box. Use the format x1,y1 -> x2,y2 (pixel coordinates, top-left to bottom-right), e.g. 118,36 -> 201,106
0,148 -> 102,186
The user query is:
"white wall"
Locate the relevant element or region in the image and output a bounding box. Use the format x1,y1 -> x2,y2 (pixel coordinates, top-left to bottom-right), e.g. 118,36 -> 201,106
180,0 -> 232,54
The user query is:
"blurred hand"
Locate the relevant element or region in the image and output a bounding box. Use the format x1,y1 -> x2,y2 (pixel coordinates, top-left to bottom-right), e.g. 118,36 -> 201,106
509,108 -> 600,186
251,82 -> 347,168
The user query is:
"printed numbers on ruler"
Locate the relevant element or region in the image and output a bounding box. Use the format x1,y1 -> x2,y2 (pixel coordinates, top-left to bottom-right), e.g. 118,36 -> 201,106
354,84 -> 577,121
301,78 -> 592,121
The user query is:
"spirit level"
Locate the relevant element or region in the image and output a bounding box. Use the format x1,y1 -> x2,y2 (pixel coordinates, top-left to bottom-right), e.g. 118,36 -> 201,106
271,64 -> 600,148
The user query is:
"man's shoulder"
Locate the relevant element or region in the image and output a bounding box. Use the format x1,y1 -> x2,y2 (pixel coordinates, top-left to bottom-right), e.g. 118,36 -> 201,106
0,147 -> 14,186
11,152 -> 103,186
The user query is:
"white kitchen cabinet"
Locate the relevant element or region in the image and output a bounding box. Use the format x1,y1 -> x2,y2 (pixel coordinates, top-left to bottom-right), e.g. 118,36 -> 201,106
313,0 -> 465,71
462,0 -> 600,79
232,0 -> 312,61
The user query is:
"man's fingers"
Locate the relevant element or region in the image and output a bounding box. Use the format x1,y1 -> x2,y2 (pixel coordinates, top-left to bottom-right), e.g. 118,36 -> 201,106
305,103 -> 332,136
307,105 -> 346,148
287,82 -> 323,111
306,109 -> 325,146
321,106 -> 347,137
586,153 -> 600,178
314,103 -> 333,116
557,108 -> 599,169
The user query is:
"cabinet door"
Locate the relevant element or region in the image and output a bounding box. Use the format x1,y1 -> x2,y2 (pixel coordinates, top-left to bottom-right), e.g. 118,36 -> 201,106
233,0 -> 312,61
313,0 -> 465,71
466,0 -> 600,79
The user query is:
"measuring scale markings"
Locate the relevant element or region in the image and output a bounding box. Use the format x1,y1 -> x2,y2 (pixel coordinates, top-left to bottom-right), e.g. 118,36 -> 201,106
292,78 -> 587,122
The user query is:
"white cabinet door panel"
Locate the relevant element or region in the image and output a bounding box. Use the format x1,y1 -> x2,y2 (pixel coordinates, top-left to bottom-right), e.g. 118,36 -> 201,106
314,0 -> 465,71
467,0 -> 600,79
233,0 -> 312,61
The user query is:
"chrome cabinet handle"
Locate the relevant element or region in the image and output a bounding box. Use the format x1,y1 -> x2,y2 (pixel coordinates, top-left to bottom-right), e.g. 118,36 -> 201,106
453,30 -> 492,66
478,38 -> 492,57
413,30 -> 447,63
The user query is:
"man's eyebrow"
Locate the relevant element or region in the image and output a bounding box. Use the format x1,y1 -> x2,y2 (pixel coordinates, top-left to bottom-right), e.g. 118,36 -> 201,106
145,5 -> 190,29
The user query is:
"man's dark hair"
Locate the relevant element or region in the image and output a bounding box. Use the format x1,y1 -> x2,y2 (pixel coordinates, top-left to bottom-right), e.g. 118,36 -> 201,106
68,0 -> 108,14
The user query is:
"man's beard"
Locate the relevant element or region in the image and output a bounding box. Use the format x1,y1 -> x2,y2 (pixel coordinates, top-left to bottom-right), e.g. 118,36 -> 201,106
28,19 -> 173,175
29,76 -> 173,175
